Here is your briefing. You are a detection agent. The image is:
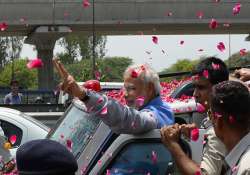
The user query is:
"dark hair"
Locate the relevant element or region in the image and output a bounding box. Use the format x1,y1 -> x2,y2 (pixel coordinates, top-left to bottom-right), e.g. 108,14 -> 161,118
192,57 -> 229,85
211,81 -> 250,129
10,80 -> 19,86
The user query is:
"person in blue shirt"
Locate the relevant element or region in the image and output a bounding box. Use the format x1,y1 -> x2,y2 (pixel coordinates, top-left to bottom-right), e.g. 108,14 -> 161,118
54,59 -> 174,134
4,80 -> 22,105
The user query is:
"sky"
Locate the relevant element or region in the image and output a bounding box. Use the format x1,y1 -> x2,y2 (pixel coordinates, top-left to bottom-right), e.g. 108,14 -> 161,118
20,34 -> 250,72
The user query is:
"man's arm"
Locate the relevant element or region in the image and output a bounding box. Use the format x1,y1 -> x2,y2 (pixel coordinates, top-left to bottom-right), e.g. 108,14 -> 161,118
161,124 -> 201,175
83,90 -> 158,134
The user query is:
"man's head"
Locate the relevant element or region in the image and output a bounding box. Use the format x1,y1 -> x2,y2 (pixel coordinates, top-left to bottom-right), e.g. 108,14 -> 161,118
10,80 -> 19,95
210,81 -> 250,144
192,57 -> 229,109
123,64 -> 161,108
16,139 -> 78,175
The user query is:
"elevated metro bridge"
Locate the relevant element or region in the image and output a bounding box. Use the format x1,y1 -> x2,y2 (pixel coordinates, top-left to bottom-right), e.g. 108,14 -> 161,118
1,0 -> 250,89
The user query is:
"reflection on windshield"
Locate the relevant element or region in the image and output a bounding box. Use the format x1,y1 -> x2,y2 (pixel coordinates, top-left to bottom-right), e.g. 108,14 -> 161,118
49,102 -> 100,157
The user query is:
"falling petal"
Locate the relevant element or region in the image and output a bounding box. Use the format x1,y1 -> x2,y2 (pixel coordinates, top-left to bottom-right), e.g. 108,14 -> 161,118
233,3 -> 241,15
152,36 -> 158,44
198,49 -> 204,52
191,128 -> 199,141
9,135 -> 17,145
212,62 -> 220,70
180,40 -> 184,45
151,150 -> 157,164
100,107 -> 108,115
197,103 -> 206,113
60,134 -> 64,139
240,49 -> 247,56
0,22 -> 8,31
209,18 -> 218,29
97,97 -> 104,104
106,169 -> 111,175
194,170 -> 202,175
94,70 -> 101,80
66,139 -> 73,150
196,11 -> 204,19
98,160 -> 102,166
82,0 -> 90,8
203,70 -> 209,79
135,96 -> 145,107
27,58 -> 43,69
217,42 -> 226,52
145,51 -> 152,55
232,165 -> 238,172
229,115 -> 236,124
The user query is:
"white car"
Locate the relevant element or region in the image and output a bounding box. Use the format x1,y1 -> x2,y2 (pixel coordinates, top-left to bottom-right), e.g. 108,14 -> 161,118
0,107 -> 49,162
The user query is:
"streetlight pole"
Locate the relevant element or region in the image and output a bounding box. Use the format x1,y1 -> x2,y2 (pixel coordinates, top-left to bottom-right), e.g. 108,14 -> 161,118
92,0 -> 96,79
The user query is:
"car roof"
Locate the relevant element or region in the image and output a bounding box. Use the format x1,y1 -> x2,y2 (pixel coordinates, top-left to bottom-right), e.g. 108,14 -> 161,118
0,107 -> 50,132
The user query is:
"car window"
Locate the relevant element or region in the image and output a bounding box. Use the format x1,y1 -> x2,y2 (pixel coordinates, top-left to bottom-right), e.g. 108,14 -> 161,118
171,82 -> 194,99
0,120 -> 23,147
48,102 -> 100,158
104,141 -> 179,175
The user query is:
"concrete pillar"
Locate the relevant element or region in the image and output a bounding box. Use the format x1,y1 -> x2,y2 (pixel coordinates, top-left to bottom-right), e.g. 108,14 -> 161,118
25,35 -> 58,90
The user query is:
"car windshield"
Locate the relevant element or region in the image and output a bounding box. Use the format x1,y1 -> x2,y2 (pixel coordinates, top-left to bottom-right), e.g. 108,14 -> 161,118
48,100 -> 100,157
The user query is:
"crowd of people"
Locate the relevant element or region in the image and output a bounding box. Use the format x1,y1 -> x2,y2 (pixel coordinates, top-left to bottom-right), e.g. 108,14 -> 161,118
1,56 -> 250,175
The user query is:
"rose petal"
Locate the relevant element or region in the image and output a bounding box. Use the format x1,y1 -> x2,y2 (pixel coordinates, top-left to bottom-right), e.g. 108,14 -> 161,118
97,97 -> 103,104
196,11 -> 204,19
240,49 -> 247,56
66,139 -> 73,150
151,150 -> 157,164
0,22 -> 8,31
194,170 -> 202,175
197,103 -> 206,113
26,58 -> 43,69
82,0 -> 90,8
106,169 -> 111,175
131,69 -> 139,78
152,36 -> 158,44
9,135 -> 17,145
212,62 -> 220,70
209,18 -> 218,29
180,40 -> 184,45
94,70 -> 101,80
217,42 -> 226,52
233,3 -> 241,15
229,115 -> 236,124
203,70 -> 209,79
191,128 -> 199,141
100,107 -> 108,115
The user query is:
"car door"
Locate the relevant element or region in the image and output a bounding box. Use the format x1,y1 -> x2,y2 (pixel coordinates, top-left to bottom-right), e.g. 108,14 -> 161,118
88,129 -> 204,175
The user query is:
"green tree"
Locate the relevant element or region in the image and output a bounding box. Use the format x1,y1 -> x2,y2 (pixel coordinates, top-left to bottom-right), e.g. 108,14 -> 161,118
0,59 -> 38,89
0,37 -> 24,69
54,56 -> 133,83
58,34 -> 107,64
227,51 -> 250,68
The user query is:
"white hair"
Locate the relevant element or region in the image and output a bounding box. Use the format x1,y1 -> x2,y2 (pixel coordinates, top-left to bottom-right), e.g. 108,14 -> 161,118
123,64 -> 161,95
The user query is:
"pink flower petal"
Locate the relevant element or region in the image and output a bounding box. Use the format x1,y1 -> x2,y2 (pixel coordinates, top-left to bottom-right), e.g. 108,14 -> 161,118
209,18 -> 218,29
97,97 -> 104,104
217,42 -> 226,52
98,160 -> 102,166
198,49 -> 204,52
152,36 -> 158,44
66,139 -> 73,150
232,165 -> 238,172
106,169 -> 111,175
233,3 -> 241,15
212,62 -> 220,70
26,58 -> 43,69
94,70 -> 101,80
180,40 -> 184,45
0,22 -> 8,31
131,69 -> 139,78
9,135 -> 17,145
197,103 -> 206,113
135,96 -> 145,107
196,11 -> 204,19
203,70 -> 209,79
240,49 -> 247,56
151,150 -> 157,164
100,107 -> 108,115
82,0 -> 90,8
60,134 -> 64,139
229,115 -> 236,124
194,170 -> 202,175
191,128 -> 199,141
